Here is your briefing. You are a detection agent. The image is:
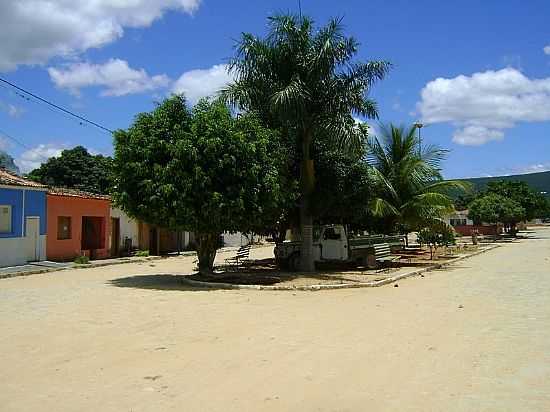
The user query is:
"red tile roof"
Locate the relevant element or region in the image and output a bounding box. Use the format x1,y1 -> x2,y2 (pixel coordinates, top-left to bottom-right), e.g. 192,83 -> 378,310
0,168 -> 47,188
47,187 -> 111,200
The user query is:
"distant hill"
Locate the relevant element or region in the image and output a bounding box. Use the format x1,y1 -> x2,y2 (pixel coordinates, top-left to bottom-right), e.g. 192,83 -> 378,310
461,170 -> 550,197
0,151 -> 20,175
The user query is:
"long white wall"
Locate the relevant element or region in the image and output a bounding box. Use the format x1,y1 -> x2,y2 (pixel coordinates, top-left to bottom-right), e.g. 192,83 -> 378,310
0,235 -> 46,267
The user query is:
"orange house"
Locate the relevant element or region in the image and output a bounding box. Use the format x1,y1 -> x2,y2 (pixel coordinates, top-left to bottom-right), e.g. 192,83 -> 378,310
46,188 -> 111,261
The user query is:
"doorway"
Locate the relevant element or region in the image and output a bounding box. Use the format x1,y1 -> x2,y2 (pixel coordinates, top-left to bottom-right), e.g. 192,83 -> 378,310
82,216 -> 105,259
149,226 -> 159,255
110,217 -> 120,257
25,217 -> 40,262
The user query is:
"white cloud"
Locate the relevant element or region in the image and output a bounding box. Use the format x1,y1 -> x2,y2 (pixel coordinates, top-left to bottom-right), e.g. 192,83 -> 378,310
544,45 -> 550,55
513,163 -> 550,174
452,126 -> 504,146
0,100 -> 25,118
48,59 -> 170,96
0,0 -> 201,71
15,144 -> 66,173
172,64 -> 233,104
418,68 -> 550,145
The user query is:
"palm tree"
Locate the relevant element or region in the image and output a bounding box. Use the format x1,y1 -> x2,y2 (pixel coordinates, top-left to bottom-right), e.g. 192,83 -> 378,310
221,14 -> 390,271
368,124 -> 469,240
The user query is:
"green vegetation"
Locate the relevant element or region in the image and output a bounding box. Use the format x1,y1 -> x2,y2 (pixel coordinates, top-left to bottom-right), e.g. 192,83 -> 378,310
466,180 -> 550,233
222,13 -> 390,271
463,170 -> 550,199
417,224 -> 456,259
27,146 -> 113,194
134,250 -> 150,257
113,96 -> 287,274
74,255 -> 90,265
485,181 -> 548,221
367,123 -> 468,238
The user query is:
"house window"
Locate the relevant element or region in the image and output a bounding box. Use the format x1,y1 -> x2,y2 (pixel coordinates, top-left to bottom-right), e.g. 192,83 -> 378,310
0,205 -> 12,233
57,216 -> 72,240
450,218 -> 467,226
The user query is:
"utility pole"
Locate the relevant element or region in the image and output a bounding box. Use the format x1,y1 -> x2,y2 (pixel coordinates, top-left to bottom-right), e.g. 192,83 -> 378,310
298,0 -> 302,18
414,121 -> 424,155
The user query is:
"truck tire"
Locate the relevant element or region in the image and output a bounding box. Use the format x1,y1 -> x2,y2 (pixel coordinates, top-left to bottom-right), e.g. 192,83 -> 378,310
288,252 -> 301,272
275,256 -> 289,270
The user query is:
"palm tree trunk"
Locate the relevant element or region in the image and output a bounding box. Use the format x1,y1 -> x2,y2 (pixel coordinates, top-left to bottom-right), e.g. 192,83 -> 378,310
300,131 -> 315,272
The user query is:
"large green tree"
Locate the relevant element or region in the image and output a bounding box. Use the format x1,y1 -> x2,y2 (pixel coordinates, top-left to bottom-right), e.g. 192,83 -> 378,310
468,193 -> 525,232
222,13 -> 390,271
485,180 -> 548,221
27,146 -> 112,194
112,96 -> 287,274
368,124 -> 468,236
311,131 -> 378,227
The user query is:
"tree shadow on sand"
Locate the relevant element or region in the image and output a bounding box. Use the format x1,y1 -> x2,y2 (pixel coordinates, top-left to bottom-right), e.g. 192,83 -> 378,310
108,274 -> 210,291
108,258 -> 387,291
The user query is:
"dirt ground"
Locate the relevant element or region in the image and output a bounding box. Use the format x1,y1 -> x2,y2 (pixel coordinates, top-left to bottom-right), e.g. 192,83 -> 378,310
1,227 -> 550,411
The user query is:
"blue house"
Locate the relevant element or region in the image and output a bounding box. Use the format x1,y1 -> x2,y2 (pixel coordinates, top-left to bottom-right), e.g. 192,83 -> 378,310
0,169 -> 47,267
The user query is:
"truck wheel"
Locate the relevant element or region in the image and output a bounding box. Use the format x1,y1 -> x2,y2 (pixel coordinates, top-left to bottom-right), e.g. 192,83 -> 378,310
289,253 -> 300,272
275,257 -> 288,270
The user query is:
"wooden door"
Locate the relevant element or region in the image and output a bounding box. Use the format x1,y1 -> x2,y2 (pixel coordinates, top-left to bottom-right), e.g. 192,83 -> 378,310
110,217 -> 120,257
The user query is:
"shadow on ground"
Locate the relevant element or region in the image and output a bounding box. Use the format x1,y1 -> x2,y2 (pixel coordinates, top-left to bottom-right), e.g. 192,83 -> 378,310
108,274 -> 209,291
108,257 -> 397,291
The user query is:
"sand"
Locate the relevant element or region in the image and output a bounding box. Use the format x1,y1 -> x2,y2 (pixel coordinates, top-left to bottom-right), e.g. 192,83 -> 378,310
1,227 -> 550,411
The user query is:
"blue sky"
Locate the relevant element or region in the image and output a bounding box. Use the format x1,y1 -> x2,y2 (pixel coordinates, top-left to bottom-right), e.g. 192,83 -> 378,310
0,0 -> 549,178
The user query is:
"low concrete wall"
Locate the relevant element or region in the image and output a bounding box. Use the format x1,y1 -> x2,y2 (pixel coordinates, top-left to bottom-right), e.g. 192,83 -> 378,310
0,234 -> 46,267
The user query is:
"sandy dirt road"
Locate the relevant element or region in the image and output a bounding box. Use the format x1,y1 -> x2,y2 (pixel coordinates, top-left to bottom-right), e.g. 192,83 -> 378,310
1,227 -> 550,411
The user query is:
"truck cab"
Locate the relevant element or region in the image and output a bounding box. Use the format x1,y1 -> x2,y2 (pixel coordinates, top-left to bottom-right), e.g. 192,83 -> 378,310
275,224 -> 351,270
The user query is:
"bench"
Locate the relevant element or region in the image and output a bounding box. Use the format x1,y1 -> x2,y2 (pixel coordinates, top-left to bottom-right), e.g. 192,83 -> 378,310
224,244 -> 252,268
373,243 -> 401,268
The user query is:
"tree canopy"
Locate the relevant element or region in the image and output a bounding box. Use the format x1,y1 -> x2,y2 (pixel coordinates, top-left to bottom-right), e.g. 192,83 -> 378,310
367,123 -> 468,234
112,95 -> 289,273
468,193 -> 525,228
222,13 -> 390,271
485,180 -> 548,221
27,146 -> 112,194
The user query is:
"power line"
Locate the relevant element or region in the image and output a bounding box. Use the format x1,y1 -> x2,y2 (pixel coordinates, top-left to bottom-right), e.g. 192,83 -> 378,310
0,127 -> 33,151
0,77 -> 114,134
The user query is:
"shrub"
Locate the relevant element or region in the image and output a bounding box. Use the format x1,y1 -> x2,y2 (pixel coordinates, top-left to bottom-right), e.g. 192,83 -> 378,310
135,250 -> 150,257
417,225 -> 456,259
74,255 -> 90,265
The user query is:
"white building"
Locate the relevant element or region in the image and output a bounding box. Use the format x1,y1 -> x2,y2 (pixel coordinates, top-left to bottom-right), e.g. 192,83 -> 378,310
109,207 -> 140,255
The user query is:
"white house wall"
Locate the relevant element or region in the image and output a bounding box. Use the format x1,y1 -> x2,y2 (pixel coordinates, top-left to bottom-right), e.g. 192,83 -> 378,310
110,207 -> 139,250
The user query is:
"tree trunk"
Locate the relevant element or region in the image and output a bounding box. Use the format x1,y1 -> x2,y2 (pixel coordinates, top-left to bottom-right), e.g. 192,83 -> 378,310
299,131 -> 315,272
196,232 -> 219,275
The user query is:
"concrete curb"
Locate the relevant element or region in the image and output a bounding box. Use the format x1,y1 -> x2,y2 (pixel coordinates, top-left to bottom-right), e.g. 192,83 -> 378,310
0,255 -> 165,280
179,244 -> 501,291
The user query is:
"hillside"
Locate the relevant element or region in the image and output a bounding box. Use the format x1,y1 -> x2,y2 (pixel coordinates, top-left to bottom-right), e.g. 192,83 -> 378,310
0,151 -> 20,175
461,170 -> 550,197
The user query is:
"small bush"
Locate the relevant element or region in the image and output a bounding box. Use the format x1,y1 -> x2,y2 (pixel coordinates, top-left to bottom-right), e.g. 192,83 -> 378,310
417,225 -> 456,259
74,255 -> 90,265
135,250 -> 150,257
